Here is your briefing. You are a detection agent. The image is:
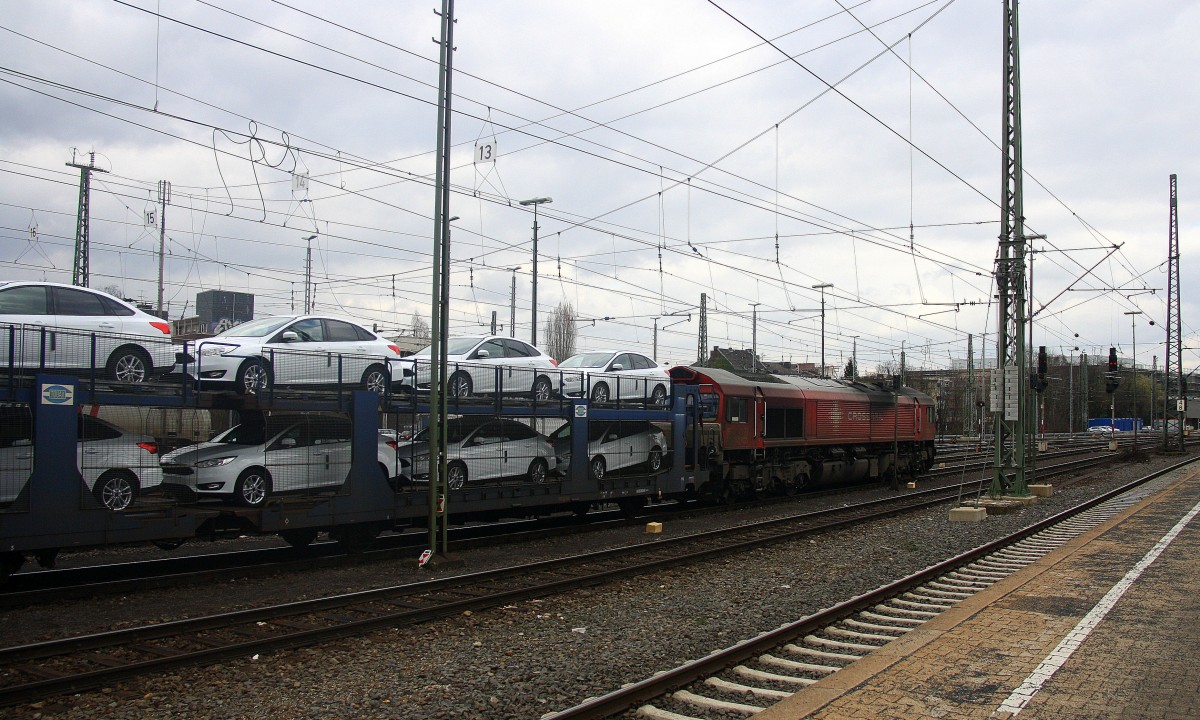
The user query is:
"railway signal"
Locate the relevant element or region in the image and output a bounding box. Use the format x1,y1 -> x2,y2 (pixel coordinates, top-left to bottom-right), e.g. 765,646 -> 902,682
1105,347 -> 1120,394
1032,346 -> 1048,393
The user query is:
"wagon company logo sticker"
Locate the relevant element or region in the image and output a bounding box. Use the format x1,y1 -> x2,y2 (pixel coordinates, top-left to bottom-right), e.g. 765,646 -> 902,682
40,384 -> 74,405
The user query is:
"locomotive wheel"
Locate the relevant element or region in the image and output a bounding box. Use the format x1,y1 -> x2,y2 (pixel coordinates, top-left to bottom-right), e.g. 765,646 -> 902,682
0,552 -> 25,581
616,496 -> 645,519
329,523 -> 380,553
280,528 -> 320,548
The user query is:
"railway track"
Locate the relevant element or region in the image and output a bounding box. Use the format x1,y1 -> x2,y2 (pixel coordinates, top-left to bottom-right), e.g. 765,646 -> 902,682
0,442 -> 1134,605
0,448 -> 1141,707
541,454 -> 1199,720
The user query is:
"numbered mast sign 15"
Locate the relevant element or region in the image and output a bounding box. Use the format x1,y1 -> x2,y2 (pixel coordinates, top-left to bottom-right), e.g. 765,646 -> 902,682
475,140 -> 497,163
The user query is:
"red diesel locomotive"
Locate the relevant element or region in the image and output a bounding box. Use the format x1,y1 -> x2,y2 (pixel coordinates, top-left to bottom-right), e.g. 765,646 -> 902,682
669,366 -> 937,499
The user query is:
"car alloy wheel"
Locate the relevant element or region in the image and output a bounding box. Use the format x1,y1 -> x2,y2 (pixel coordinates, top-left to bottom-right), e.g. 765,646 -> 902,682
94,471 -> 137,510
108,347 -> 151,383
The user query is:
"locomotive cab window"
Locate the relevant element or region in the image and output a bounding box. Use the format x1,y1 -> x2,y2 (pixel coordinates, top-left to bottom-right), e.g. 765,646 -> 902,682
726,397 -> 748,423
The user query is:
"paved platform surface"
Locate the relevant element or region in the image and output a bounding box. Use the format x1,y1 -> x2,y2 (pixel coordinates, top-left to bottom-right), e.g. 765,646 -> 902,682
756,464 -> 1200,720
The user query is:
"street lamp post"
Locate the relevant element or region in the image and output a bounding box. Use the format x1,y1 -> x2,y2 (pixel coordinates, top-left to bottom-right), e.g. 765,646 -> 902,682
812,283 -> 832,377
750,303 -> 761,372
1124,310 -> 1147,449
302,234 -> 316,313
519,197 -> 552,346
508,267 -> 518,337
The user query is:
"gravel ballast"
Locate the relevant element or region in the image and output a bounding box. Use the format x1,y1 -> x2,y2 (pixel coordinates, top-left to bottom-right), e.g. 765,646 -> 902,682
12,450 -> 1198,720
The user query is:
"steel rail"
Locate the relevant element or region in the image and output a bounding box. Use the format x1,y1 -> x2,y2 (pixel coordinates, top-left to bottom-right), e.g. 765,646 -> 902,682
540,454 -> 1200,719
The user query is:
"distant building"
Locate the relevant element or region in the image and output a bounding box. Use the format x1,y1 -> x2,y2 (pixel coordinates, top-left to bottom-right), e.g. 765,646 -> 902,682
131,300 -> 168,321
385,334 -> 429,357
703,346 -> 820,377
196,290 -> 254,334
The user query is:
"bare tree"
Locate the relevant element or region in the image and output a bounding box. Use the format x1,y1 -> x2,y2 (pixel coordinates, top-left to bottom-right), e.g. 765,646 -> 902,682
410,311 -> 430,341
871,359 -> 898,381
542,301 -> 577,361
101,283 -> 122,299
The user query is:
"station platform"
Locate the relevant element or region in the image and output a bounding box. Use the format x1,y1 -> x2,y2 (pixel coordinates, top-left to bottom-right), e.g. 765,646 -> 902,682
756,465 -> 1200,720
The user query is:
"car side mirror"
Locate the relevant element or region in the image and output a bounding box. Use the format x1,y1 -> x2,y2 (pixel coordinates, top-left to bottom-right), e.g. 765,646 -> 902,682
475,349 -> 490,359
281,331 -> 299,342
610,363 -> 623,371
606,434 -> 618,442
281,437 -> 297,447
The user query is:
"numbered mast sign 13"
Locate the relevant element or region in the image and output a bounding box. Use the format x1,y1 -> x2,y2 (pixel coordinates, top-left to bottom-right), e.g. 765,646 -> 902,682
475,140 -> 497,163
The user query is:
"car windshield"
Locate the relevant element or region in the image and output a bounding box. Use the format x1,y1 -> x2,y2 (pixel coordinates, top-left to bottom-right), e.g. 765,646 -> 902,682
411,337 -> 483,358
217,317 -> 293,338
410,420 -> 481,444
559,352 -> 614,369
213,418 -> 300,445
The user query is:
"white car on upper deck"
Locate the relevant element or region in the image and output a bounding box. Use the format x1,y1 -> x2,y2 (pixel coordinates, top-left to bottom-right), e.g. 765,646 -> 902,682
391,335 -> 560,400
556,349 -> 670,405
194,315 -> 400,394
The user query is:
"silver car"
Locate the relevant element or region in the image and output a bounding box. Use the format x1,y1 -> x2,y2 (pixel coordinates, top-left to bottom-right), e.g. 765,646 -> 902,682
549,420 -> 667,480
392,336 -> 561,400
194,315 -> 400,394
160,414 -> 401,507
397,417 -> 556,489
0,408 -> 163,510
0,280 -> 177,383
557,350 -> 670,405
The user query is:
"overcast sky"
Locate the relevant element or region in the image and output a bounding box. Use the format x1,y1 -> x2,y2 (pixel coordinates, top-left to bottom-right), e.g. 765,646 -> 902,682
0,0 -> 1196,375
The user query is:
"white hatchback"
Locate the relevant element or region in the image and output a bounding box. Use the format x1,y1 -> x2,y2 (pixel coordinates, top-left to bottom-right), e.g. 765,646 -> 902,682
548,420 -> 667,480
0,281 -> 177,383
194,315 -> 401,394
393,336 -> 560,400
557,350 -> 670,405
160,413 -> 403,507
396,417 -> 556,489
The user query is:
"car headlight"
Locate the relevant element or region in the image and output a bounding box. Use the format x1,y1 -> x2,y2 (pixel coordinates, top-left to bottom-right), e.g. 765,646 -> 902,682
199,344 -> 237,357
194,456 -> 237,468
